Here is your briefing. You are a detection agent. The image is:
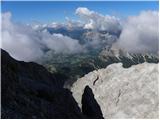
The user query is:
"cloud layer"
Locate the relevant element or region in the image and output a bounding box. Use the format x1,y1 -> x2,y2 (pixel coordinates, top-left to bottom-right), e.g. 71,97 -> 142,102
1,8 -> 159,62
76,7 -> 121,34
113,10 -> 159,54
2,12 -> 84,61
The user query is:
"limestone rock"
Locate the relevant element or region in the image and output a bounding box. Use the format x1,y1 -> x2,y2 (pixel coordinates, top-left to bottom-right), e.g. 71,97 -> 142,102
71,63 -> 159,118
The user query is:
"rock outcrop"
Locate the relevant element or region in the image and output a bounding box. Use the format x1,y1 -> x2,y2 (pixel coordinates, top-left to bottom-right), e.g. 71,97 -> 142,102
81,86 -> 104,119
71,63 -> 159,118
1,49 -> 85,119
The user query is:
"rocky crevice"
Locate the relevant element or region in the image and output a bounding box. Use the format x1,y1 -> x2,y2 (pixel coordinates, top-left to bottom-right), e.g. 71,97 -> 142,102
115,89 -> 121,106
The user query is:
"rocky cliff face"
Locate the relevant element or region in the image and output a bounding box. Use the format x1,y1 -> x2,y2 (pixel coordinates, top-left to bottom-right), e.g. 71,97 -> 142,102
99,47 -> 159,68
71,63 -> 159,118
1,49 -> 85,118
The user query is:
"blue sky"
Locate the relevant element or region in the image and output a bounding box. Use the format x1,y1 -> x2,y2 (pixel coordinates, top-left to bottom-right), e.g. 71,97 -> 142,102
1,1 -> 159,23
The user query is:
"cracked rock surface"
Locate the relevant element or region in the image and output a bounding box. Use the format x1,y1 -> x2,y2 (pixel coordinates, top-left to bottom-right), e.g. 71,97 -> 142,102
71,63 -> 159,118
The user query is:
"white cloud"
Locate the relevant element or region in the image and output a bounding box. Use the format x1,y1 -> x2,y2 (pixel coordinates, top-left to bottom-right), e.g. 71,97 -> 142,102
113,10 -> 159,54
1,12 -> 84,61
41,33 -> 84,54
83,30 -> 117,49
76,7 -> 121,34
2,9 -> 158,62
76,7 -> 94,17
2,12 -> 44,61
65,17 -> 84,30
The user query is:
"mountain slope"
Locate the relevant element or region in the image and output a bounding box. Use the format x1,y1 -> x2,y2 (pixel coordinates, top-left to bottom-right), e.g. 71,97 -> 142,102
71,63 -> 159,118
99,47 -> 159,68
1,49 -> 85,119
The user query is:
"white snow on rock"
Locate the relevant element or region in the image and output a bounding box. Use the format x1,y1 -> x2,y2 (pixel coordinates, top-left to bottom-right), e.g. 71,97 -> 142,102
71,63 -> 159,118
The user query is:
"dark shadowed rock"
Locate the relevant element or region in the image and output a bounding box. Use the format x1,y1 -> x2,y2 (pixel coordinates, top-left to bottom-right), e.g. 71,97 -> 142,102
1,49 -> 85,119
82,86 -> 104,119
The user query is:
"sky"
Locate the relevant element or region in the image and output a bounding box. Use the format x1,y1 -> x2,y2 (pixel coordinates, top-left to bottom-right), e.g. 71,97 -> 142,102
1,1 -> 159,23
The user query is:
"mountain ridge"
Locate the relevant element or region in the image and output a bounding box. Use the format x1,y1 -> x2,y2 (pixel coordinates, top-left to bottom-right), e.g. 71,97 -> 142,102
1,49 -> 85,118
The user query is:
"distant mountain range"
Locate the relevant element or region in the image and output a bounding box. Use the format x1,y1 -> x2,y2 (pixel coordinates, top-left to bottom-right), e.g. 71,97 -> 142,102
99,47 -> 159,68
31,24 -> 120,51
